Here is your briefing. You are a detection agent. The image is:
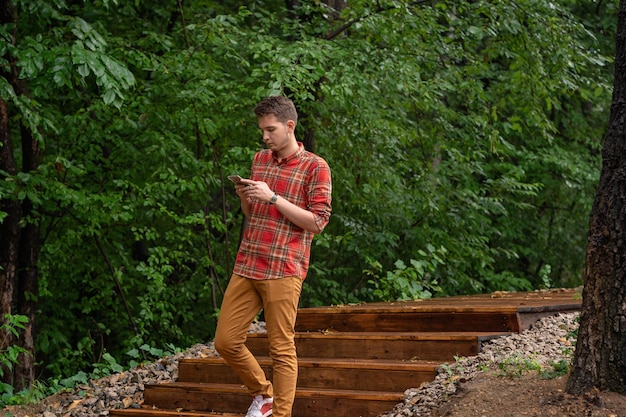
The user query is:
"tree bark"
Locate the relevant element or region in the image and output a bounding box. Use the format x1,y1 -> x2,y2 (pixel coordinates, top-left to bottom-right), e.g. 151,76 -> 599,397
0,100 -> 20,389
0,0 -> 41,391
566,0 -> 626,395
0,0 -> 20,388
15,189 -> 39,389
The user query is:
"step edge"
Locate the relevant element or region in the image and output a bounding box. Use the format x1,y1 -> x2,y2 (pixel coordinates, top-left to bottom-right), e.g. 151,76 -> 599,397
179,357 -> 446,370
145,382 -> 405,399
246,331 -> 513,340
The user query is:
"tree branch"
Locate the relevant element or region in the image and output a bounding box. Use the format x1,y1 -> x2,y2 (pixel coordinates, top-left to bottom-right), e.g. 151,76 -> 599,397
325,0 -> 433,40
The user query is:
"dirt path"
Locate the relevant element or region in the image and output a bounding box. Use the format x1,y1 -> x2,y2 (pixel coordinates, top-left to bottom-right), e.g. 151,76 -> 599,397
431,372 -> 626,417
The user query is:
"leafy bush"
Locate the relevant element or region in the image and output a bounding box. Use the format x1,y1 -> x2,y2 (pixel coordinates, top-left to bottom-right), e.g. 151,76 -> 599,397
1,315 -> 29,405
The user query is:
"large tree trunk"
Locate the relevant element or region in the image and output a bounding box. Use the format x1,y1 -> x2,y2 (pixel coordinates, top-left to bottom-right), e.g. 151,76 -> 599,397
14,122 -> 42,388
0,100 -> 20,389
0,0 -> 20,390
0,0 -> 41,391
566,0 -> 626,395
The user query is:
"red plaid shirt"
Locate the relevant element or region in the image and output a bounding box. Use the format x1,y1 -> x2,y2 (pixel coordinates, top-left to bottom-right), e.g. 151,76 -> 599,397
234,142 -> 332,280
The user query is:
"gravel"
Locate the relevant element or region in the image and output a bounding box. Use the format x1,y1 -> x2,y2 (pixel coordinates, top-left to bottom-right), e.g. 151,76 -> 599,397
3,313 -> 579,417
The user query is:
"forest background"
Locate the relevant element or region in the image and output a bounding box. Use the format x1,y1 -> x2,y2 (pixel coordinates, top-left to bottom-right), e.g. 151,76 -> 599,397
0,0 -> 619,404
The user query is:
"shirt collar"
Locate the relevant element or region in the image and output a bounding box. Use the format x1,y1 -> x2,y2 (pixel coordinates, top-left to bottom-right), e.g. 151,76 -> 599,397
272,142 -> 304,165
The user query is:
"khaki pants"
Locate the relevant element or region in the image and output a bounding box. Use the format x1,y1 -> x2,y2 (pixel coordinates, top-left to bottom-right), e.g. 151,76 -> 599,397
214,274 -> 303,417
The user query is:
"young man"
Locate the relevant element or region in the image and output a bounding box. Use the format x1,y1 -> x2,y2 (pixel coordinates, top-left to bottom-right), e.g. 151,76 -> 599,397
214,96 -> 332,417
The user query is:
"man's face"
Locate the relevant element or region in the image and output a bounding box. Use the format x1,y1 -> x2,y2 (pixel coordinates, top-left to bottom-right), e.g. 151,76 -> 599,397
258,114 -> 293,154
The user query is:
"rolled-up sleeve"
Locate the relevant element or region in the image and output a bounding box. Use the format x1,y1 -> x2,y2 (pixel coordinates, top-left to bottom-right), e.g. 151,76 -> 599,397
307,159 -> 332,232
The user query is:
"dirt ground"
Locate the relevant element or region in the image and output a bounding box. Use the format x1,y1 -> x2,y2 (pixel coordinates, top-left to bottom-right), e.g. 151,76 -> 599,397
431,372 -> 626,417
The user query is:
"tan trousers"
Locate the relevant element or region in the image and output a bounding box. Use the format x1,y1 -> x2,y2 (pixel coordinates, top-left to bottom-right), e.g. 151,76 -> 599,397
214,274 -> 303,417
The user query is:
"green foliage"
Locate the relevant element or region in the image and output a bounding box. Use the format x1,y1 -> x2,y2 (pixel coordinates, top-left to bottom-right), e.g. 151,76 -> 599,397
565,315 -> 580,347
494,353 -> 574,379
541,359 -> 571,379
539,265 -> 553,290
1,342 -> 182,409
496,353 -> 543,378
125,343 -> 182,369
365,245 -> 446,301
0,315 -> 29,404
0,0 -> 616,393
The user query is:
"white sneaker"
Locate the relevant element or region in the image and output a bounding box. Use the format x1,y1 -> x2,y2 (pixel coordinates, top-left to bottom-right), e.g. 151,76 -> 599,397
245,394 -> 273,417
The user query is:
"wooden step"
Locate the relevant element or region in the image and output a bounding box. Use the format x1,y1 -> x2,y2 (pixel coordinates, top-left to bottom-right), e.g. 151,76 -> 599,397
128,382 -> 403,417
108,289 -> 581,417
111,411 -> 243,417
294,289 -> 582,333
178,356 -> 442,391
245,331 -> 510,361
295,309 -> 522,333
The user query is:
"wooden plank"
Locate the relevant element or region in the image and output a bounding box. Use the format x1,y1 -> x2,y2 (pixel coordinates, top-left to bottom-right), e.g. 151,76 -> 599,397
295,289 -> 581,333
293,394 -> 400,417
178,357 -> 441,391
111,410 -> 243,417
142,383 -> 248,413
141,383 -> 403,417
295,311 -> 522,333
295,361 -> 437,391
296,288 -> 582,315
244,332 -> 509,361
180,357 -> 442,372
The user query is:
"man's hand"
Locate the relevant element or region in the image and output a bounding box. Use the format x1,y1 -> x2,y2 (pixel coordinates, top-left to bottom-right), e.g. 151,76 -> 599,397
239,179 -> 274,203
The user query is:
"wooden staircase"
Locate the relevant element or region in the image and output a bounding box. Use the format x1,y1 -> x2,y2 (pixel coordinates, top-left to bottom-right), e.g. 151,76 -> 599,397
110,288 -> 581,417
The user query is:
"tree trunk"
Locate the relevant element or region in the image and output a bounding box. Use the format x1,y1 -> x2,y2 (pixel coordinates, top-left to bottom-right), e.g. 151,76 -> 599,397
566,0 -> 626,395
0,100 -> 20,389
0,0 -> 41,391
0,0 -> 20,389
14,161 -> 40,389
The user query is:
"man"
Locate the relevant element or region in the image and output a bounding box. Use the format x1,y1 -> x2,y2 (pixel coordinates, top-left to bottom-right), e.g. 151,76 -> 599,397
214,96 -> 332,417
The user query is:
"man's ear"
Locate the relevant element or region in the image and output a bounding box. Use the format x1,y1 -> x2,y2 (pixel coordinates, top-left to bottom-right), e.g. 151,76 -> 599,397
287,120 -> 296,133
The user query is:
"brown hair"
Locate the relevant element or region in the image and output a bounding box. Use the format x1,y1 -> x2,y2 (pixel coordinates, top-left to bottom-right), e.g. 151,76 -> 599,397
254,96 -> 298,125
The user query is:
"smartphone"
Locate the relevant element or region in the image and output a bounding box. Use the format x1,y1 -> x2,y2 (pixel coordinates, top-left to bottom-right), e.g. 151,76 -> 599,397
227,175 -> 244,184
